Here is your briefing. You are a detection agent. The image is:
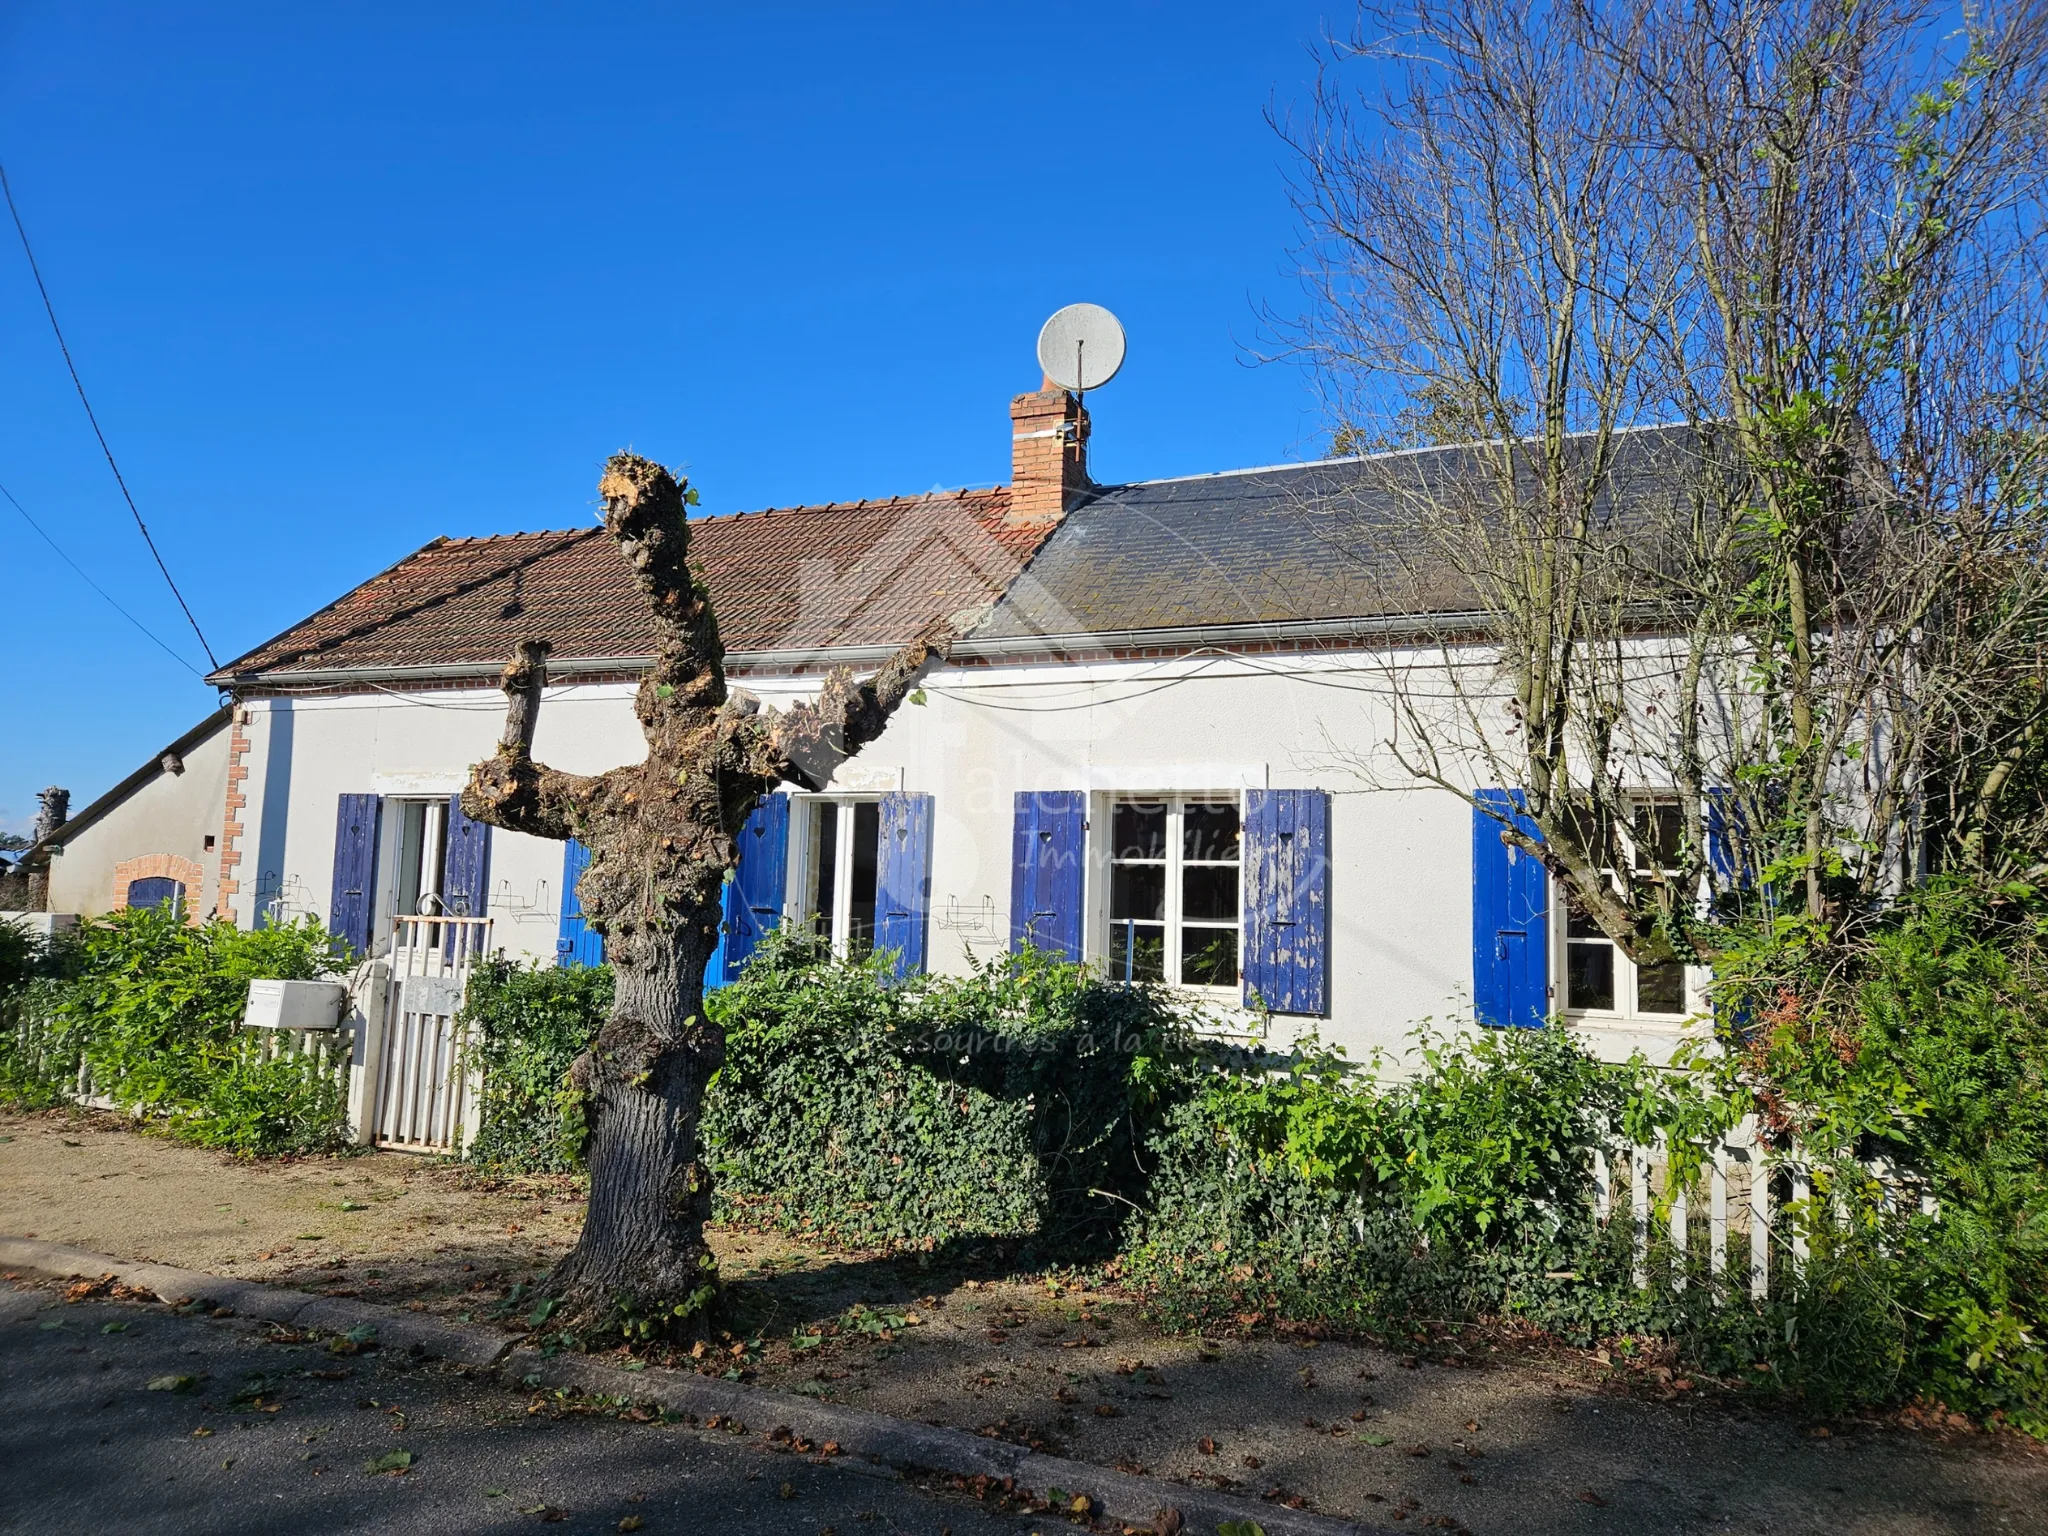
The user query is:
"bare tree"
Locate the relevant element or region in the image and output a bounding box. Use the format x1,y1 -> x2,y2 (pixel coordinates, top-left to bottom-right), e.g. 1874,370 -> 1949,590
463,453 -> 957,1331
1280,0 -> 2048,966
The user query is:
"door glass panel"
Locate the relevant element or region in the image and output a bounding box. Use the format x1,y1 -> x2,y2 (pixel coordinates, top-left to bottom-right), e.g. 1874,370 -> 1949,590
847,801 -> 880,956
393,801 -> 425,920
807,802 -> 837,942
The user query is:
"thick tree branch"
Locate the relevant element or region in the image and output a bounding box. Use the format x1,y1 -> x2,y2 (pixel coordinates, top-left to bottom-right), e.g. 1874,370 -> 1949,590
461,636 -> 596,842
749,615 -> 964,790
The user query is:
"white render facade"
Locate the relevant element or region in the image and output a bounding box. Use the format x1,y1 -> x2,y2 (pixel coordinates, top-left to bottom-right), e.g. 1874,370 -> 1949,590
221,642 -> 1706,1070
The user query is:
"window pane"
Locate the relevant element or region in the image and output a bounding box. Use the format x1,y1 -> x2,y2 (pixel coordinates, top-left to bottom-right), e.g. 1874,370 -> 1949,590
1181,926 -> 1238,986
1112,802 -> 1168,861
1633,801 -> 1683,874
1109,922 -> 1165,981
1564,888 -> 1606,939
1183,802 -> 1241,862
1637,959 -> 1687,1016
1110,863 -> 1165,922
1181,863 -> 1238,922
1566,941 -> 1615,1010
808,802 -> 837,940
847,801 -> 880,955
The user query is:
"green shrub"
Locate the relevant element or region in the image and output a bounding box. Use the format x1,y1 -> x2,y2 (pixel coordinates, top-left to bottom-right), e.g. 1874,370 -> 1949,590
461,957 -> 613,1174
1118,1022 -> 1672,1336
0,906 -> 349,1155
1702,877 -> 2048,1433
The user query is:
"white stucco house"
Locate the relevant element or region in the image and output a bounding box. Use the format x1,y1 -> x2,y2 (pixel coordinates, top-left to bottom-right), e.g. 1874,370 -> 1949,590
29,378 -> 1711,1069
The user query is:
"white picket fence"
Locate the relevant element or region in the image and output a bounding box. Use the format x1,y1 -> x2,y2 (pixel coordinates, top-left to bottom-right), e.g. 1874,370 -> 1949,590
1592,1117 -> 1929,1299
8,1006 -> 352,1119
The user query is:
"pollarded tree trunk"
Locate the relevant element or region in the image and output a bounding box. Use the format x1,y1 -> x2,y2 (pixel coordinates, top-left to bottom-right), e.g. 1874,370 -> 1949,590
462,453 -> 958,1334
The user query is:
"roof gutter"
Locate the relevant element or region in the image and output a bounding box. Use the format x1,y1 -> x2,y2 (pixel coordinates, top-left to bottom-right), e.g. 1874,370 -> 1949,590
210,611 -> 1528,693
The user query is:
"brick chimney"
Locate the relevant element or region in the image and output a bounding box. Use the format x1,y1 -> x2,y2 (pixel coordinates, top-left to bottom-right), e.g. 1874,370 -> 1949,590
1007,380 -> 1090,529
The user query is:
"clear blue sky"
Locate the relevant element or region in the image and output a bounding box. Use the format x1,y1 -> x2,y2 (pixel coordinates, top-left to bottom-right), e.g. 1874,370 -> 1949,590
0,3 -> 1344,835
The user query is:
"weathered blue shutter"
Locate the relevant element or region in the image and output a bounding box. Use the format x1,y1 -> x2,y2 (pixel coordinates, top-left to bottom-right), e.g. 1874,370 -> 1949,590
722,793 -> 790,975
556,838 -> 605,967
442,794 -> 493,919
328,793 -> 382,954
1242,789 -> 1330,1015
1472,789 -> 1549,1028
1010,791 -> 1085,960
874,792 -> 935,980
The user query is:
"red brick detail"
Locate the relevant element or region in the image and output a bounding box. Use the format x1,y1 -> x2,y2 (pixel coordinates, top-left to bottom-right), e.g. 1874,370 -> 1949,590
215,712 -> 253,921
112,853 -> 207,927
1008,384 -> 1090,531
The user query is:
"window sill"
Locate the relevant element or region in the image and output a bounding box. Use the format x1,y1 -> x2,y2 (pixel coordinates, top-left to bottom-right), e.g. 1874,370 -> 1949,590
1563,1011 -> 1705,1035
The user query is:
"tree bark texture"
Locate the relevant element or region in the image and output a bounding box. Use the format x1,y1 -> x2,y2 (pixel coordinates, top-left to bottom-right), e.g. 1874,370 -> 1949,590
462,452 -> 956,1331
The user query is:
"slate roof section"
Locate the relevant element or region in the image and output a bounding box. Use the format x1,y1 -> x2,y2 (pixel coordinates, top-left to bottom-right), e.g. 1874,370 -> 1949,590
975,425 -> 1706,641
212,489 -> 1042,683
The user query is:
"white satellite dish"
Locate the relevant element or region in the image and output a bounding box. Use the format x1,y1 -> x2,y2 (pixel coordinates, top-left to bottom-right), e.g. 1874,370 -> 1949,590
1036,303 -> 1127,393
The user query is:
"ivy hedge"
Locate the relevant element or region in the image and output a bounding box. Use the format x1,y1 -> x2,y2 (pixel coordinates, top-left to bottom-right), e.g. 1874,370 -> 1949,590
463,895 -> 2048,1435
0,906 -> 350,1156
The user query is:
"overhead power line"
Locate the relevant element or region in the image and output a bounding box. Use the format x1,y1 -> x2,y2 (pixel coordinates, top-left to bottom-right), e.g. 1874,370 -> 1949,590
0,477 -> 205,678
0,159 -> 220,671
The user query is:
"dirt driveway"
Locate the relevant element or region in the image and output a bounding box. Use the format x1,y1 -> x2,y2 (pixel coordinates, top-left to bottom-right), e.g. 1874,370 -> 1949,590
5,1107 -> 2045,1534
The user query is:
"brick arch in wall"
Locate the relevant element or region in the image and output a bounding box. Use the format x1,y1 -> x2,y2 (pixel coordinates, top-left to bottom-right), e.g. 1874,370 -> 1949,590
112,854 -> 206,926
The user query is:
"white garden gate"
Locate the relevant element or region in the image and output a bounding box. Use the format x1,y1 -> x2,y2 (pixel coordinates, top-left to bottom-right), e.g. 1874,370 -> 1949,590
368,914 -> 492,1154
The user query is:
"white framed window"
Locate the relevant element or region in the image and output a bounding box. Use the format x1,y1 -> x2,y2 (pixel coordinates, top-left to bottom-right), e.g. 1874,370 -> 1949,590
1103,796 -> 1241,990
1559,797 -> 1691,1020
797,797 -> 881,959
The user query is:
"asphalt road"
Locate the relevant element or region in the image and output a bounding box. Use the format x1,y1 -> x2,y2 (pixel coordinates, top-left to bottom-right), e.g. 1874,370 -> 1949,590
0,1283 -> 1042,1536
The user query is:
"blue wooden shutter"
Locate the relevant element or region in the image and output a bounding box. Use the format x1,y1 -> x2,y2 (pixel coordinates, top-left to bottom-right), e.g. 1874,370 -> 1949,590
126,876 -> 185,915
442,794 -> 493,918
1704,787 -> 1746,888
722,793 -> 790,974
328,793 -> 382,954
1243,789 -> 1330,1015
875,792 -> 935,980
556,838 -> 605,967
1472,789 -> 1549,1028
1010,791 -> 1086,961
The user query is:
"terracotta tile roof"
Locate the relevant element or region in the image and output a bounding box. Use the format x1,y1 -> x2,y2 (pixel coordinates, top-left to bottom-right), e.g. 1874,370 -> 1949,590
212,489 -> 1041,683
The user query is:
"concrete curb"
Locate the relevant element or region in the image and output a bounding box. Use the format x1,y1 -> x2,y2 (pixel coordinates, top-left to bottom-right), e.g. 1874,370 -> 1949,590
2,1235 -> 1382,1534
0,1236 -> 514,1368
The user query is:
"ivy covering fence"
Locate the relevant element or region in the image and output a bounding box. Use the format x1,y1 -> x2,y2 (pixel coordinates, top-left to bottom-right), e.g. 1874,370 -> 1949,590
0,906 -> 350,1155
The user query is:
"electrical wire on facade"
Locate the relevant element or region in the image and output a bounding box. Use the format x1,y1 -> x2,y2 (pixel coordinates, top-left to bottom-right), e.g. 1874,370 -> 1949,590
1,159 -> 220,671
